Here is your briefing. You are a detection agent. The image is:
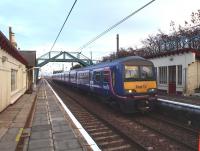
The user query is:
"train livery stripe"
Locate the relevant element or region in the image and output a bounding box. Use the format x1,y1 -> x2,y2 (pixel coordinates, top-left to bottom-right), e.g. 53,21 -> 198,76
124,81 -> 156,93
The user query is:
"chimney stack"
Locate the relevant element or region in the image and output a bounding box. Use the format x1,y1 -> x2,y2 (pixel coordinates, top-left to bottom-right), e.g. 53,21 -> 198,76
9,27 -> 17,48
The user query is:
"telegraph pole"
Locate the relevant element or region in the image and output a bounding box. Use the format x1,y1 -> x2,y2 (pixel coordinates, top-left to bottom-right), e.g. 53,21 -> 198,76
116,34 -> 119,58
90,51 -> 92,61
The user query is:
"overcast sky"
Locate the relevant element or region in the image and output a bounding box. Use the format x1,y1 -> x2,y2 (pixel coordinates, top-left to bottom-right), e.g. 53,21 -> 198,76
0,0 -> 200,72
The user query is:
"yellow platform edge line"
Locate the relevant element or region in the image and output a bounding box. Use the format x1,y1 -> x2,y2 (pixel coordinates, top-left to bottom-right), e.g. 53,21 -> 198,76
15,128 -> 24,142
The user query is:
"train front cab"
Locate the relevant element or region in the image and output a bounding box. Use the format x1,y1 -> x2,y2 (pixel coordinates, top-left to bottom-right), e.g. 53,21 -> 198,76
118,62 -> 157,113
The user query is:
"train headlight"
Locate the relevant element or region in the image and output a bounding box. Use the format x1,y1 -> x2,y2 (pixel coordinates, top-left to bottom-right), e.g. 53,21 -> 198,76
125,89 -> 136,94
148,88 -> 157,93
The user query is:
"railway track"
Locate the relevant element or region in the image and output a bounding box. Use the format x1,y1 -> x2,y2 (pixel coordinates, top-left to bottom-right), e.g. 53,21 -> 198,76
48,79 -> 198,151
48,80 -> 145,151
148,113 -> 199,133
156,98 -> 200,130
129,114 -> 198,150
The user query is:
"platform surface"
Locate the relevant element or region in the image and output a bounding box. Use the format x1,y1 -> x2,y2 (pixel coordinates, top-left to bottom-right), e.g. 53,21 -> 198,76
0,91 -> 36,150
0,80 -> 85,151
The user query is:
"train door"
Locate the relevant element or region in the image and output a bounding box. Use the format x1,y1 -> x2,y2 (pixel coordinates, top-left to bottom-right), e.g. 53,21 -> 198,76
89,71 -> 94,91
168,66 -> 176,95
102,70 -> 109,96
112,70 -> 116,92
93,70 -> 102,94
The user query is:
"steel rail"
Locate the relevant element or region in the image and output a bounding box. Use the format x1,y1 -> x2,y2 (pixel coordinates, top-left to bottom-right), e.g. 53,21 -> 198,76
48,79 -> 148,151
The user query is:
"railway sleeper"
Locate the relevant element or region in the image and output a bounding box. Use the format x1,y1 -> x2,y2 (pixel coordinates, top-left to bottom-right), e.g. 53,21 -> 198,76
96,136 -> 123,144
84,124 -> 105,129
103,144 -> 133,151
81,121 -> 101,126
87,127 -> 109,133
94,134 -> 119,141
91,130 -> 113,137
98,139 -> 124,146
75,114 -> 94,118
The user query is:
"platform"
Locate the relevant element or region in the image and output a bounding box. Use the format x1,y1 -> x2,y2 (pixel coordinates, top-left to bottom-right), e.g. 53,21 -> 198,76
0,79 -> 96,151
158,94 -> 200,106
0,89 -> 36,150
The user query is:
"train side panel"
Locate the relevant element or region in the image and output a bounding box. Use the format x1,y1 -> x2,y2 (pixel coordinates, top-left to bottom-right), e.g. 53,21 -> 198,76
77,70 -> 90,90
69,70 -> 77,87
64,71 -> 70,83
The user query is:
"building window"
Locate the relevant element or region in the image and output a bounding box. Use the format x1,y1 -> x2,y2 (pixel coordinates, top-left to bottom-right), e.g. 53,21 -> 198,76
159,66 -> 167,84
11,69 -> 17,91
177,65 -> 182,85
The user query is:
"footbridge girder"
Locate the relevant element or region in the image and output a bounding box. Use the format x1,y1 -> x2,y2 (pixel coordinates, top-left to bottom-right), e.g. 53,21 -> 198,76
35,51 -> 94,80
36,51 -> 93,67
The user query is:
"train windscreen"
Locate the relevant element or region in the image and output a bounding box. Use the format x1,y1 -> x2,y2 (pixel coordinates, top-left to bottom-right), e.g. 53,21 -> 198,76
124,65 -> 154,81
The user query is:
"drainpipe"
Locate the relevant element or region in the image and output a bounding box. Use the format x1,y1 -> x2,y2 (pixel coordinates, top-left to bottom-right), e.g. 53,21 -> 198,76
184,67 -> 187,95
184,54 -> 187,95
197,60 -> 199,89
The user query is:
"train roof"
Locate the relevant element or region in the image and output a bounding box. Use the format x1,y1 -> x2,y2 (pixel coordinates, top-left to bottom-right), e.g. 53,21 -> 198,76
52,56 -> 153,75
75,56 -> 152,71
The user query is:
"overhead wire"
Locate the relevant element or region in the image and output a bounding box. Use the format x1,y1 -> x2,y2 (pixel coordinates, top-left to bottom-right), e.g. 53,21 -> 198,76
50,0 -> 78,51
77,0 -> 155,53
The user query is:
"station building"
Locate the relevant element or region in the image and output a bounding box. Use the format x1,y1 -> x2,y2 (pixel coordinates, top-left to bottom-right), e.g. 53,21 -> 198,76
148,48 -> 200,95
0,28 -> 36,112
19,50 -> 37,92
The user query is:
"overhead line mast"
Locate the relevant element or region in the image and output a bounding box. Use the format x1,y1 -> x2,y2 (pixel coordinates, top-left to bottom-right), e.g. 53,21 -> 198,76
77,0 -> 155,53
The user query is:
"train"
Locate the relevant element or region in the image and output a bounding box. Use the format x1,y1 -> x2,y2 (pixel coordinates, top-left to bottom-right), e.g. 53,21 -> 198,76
52,56 -> 157,113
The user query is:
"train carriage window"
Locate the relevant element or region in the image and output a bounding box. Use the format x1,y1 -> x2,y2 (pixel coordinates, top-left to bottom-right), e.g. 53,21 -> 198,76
79,72 -> 89,84
79,72 -> 89,79
103,71 -> 109,83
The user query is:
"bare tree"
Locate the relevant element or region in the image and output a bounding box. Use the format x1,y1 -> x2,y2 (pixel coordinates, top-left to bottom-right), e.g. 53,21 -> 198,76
101,10 -> 200,62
